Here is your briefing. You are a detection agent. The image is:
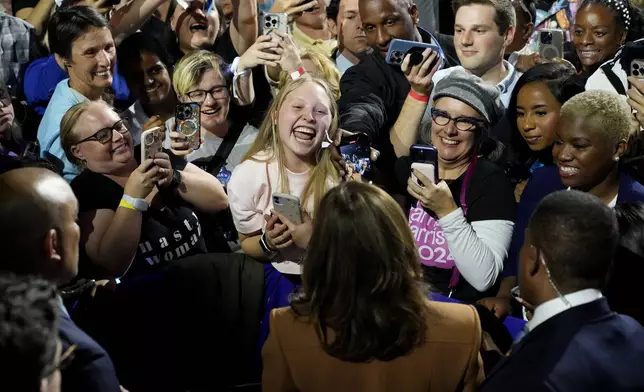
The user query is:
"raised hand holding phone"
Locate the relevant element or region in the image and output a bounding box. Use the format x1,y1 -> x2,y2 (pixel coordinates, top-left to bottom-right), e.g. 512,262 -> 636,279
402,48 -> 442,97
237,35 -> 282,72
407,169 -> 458,219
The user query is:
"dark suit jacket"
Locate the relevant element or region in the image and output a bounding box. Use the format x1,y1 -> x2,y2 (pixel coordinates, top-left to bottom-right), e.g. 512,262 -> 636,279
504,166 -> 644,278
59,312 -> 121,392
479,298 -> 644,392
263,301 -> 484,392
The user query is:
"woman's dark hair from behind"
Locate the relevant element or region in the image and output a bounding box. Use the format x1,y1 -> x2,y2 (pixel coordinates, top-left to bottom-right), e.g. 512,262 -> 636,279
506,63 -> 585,184
608,203 -> 644,324
116,31 -> 178,89
291,181 -> 430,362
48,6 -> 109,59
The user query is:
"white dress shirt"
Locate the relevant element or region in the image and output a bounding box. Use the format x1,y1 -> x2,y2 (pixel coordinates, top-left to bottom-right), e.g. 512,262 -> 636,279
527,288 -> 604,332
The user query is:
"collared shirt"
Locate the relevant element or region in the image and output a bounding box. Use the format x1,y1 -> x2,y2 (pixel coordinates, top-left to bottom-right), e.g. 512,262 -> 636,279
431,60 -> 522,108
527,288 -> 603,332
0,12 -> 40,93
290,22 -> 337,58
335,52 -> 355,76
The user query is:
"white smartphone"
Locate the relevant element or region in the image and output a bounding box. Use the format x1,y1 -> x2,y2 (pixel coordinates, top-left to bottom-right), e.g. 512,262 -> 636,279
140,126 -> 163,163
411,162 -> 437,186
262,12 -> 288,35
538,29 -> 565,60
272,193 -> 303,225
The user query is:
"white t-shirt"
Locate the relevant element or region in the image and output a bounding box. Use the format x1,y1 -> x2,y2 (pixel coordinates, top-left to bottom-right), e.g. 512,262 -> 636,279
163,118 -> 259,183
227,152 -> 329,275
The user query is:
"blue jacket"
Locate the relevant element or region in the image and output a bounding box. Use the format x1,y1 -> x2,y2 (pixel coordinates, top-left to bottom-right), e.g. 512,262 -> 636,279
504,165 -> 644,277
479,298 -> 644,392
59,311 -> 121,392
24,55 -> 131,116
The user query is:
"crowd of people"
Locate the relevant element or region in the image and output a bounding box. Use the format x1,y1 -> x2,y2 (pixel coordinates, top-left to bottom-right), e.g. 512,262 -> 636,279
1,0 -> 644,391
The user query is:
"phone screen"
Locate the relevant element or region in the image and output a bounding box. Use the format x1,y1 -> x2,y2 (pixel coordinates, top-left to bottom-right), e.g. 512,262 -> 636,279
339,134 -> 372,179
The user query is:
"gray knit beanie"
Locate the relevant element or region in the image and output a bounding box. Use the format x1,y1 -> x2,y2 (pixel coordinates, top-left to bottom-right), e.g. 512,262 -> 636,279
432,69 -> 505,126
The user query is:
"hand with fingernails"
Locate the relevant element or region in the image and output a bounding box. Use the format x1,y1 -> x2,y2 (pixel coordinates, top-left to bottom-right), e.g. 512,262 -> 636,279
167,118 -> 194,157
264,213 -> 293,249
153,152 -> 175,188
628,77 -> 644,129
271,210 -> 313,250
123,159 -> 163,199
271,30 -> 303,74
407,168 -> 458,219
238,35 -> 282,72
402,49 -> 442,97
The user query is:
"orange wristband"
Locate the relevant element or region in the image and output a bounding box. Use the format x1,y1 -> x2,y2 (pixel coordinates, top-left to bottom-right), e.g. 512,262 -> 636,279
409,89 -> 430,102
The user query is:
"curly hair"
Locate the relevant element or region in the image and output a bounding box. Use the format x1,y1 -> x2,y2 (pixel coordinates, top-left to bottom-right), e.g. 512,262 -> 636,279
560,90 -> 632,145
0,274 -> 59,391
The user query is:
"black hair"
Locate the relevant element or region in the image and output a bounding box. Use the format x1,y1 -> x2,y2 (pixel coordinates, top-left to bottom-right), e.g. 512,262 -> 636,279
48,6 -> 109,60
607,202 -> 644,324
528,190 -> 619,292
578,0 -> 644,44
505,63 -> 585,184
0,273 -> 59,392
512,0 -> 536,24
326,0 -> 340,21
116,30 -> 178,86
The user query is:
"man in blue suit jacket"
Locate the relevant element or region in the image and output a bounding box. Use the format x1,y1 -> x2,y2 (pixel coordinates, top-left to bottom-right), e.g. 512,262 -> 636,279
0,168 -> 123,392
479,190 -> 644,392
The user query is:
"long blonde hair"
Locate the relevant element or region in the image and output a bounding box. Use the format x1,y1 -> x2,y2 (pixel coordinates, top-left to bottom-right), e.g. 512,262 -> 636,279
243,75 -> 340,215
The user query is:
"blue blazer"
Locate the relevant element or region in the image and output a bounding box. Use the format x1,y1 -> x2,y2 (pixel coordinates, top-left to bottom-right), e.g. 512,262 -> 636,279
59,313 -> 122,392
504,165 -> 644,277
479,298 -> 644,392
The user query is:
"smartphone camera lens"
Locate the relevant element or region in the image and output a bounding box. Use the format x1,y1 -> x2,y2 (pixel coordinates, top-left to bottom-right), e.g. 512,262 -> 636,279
540,31 -> 553,45
265,21 -> 271,27
145,133 -> 154,145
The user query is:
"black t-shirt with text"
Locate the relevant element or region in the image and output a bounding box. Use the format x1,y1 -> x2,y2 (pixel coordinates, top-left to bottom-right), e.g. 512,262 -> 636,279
71,149 -> 207,281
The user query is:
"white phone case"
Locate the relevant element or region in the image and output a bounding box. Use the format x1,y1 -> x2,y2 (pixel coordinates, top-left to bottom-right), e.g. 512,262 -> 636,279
411,162 -> 437,186
272,193 -> 303,225
140,127 -> 163,163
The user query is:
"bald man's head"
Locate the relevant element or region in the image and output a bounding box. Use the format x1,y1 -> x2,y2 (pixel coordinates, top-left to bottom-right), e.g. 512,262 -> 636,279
0,168 -> 80,283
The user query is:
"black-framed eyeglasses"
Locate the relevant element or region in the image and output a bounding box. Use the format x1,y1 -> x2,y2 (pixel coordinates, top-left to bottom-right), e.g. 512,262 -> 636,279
186,85 -> 229,103
430,108 -> 486,132
76,120 -> 129,145
43,344 -> 76,378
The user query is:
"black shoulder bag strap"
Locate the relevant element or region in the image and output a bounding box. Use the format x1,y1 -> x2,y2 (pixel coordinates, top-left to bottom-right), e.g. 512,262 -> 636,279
206,122 -> 245,176
601,61 -> 627,96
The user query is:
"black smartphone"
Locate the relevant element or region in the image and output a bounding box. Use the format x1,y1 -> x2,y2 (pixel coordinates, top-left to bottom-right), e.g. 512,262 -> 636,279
410,144 -> 439,185
339,133 -> 372,179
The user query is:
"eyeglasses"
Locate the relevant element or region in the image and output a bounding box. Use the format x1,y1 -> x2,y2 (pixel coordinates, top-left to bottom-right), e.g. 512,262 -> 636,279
43,344 -> 76,378
186,85 -> 229,103
76,120 -> 129,145
430,108 -> 486,132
